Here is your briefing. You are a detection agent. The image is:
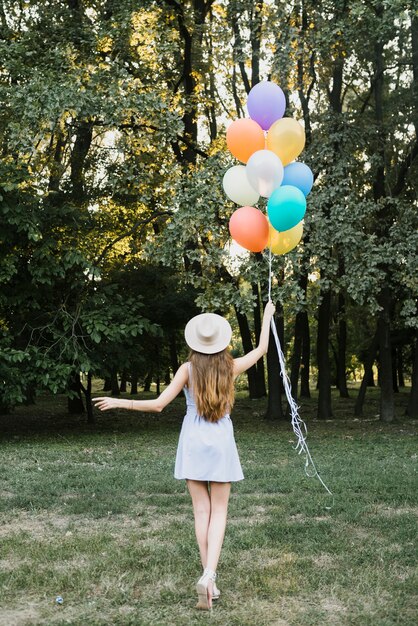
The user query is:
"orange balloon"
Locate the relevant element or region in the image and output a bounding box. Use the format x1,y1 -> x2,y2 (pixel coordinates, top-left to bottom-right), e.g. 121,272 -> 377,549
266,118 -> 305,166
226,118 -> 265,163
269,221 -> 303,254
229,206 -> 269,252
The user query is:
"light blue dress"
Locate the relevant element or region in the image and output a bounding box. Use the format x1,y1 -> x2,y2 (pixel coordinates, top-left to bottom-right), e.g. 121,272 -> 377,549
174,365 -> 244,482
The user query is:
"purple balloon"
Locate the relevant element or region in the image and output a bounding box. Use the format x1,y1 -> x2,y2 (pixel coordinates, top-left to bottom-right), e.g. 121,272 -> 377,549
247,81 -> 286,131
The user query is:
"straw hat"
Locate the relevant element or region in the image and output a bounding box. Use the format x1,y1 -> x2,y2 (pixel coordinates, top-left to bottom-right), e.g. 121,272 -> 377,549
185,313 -> 232,354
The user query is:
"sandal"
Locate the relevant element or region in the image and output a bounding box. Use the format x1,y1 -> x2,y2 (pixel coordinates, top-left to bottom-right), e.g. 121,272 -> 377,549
212,580 -> 220,601
196,568 -> 216,610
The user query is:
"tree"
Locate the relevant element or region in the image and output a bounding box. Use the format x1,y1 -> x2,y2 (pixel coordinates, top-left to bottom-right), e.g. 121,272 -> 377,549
0,0 -> 177,412
1,0 -> 417,423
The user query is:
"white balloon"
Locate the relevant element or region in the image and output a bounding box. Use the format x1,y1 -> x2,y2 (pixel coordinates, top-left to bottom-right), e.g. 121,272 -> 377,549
222,165 -> 260,206
246,149 -> 284,198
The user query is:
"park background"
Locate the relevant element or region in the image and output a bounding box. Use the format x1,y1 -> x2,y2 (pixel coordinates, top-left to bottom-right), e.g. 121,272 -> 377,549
0,1 -> 417,625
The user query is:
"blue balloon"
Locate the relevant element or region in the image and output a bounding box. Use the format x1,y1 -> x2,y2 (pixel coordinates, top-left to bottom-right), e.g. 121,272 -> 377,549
267,185 -> 307,232
282,162 -> 313,196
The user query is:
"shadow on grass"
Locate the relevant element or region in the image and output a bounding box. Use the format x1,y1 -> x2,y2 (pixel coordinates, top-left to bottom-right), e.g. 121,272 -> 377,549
0,383 -> 413,438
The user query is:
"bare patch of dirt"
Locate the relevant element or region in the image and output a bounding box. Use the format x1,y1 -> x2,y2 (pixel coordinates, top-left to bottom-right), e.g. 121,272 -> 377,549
228,513 -> 268,527
0,510 -> 189,544
312,553 -> 336,568
0,512 -> 89,539
350,526 -> 373,540
0,558 -> 30,571
374,504 -> 418,517
320,596 -> 347,614
1,513 -> 67,538
0,490 -> 14,498
0,603 -> 43,626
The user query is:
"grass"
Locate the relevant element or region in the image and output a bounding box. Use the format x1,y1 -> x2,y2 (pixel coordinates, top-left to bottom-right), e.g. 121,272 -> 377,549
0,385 -> 417,625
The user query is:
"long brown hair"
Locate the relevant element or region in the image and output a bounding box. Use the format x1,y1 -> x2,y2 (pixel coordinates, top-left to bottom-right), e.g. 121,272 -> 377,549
189,349 -> 235,422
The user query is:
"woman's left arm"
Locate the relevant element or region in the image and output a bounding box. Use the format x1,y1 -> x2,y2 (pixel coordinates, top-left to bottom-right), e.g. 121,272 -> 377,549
93,362 -> 189,413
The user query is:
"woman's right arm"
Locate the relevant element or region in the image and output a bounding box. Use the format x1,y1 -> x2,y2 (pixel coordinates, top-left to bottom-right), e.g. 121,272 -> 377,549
93,362 -> 189,413
233,301 -> 276,377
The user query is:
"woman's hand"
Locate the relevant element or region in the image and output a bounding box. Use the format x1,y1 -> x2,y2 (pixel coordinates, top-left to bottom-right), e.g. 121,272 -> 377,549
93,396 -> 120,411
263,300 -> 276,320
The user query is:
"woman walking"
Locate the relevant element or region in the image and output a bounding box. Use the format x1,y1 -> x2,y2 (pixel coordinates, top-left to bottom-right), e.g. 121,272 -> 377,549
93,300 -> 275,610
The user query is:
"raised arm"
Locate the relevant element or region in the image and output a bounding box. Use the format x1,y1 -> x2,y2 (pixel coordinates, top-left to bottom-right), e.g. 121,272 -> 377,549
233,301 -> 276,377
93,362 -> 189,413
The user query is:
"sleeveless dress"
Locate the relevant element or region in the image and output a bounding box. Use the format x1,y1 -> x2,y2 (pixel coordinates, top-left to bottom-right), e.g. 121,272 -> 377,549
174,365 -> 244,482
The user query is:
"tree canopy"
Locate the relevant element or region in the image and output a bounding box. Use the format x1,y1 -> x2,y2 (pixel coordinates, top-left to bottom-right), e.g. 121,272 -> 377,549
0,0 -> 417,421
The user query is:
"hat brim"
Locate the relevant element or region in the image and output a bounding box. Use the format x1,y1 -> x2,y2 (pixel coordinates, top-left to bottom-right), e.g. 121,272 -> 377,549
185,313 -> 232,354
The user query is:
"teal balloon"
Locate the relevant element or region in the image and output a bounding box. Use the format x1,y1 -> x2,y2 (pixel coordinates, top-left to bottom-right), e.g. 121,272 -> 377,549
282,162 -> 313,196
267,185 -> 307,232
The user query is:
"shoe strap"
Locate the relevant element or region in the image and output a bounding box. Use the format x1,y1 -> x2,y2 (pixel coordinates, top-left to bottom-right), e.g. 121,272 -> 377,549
203,568 -> 217,581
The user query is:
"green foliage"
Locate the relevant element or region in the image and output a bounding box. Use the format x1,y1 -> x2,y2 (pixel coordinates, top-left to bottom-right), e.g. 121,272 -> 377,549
0,0 -> 417,412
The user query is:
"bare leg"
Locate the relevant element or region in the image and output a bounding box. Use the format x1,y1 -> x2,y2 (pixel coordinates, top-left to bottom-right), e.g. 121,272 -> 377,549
206,481 -> 231,572
188,480 -> 231,609
186,479 -> 211,569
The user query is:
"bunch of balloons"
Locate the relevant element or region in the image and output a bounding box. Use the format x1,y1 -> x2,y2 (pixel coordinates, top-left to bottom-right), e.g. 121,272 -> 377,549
223,81 -> 313,254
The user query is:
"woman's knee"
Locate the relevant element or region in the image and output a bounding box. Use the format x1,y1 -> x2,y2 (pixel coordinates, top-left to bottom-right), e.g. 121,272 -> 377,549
209,482 -> 231,513
194,501 -> 211,518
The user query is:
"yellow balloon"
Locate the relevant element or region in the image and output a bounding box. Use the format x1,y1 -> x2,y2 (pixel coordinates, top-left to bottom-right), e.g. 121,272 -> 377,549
269,221 -> 303,255
266,118 -> 306,166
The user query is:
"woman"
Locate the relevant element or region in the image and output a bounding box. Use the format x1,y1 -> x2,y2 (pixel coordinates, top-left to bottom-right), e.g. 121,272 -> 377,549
93,300 -> 275,610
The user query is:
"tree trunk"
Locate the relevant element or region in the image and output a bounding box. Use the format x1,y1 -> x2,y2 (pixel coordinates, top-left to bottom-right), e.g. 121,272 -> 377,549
23,384 -> 36,406
80,372 -> 95,424
48,129 -> 66,192
290,313 -> 303,401
0,399 -> 11,414
265,321 -> 284,420
70,120 -> 93,200
205,19 -> 218,142
169,332 -> 180,374
377,287 -> 394,422
354,330 -> 379,417
156,343 -> 161,395
131,372 -> 138,395
110,369 -> 120,396
336,291 -> 349,398
168,0 -> 212,164
103,377 -> 111,391
406,333 -> 418,418
295,0 -> 313,145
143,373 -> 152,392
392,347 -> 399,393
68,371 -> 84,414
366,367 -> 375,387
317,288 -> 333,419
397,347 -> 405,387
120,369 -> 127,393
276,301 -> 286,396
315,5 -> 346,415
253,284 -> 267,397
250,1 -> 263,87
369,8 -> 394,422
234,306 -> 261,399
300,310 -> 311,398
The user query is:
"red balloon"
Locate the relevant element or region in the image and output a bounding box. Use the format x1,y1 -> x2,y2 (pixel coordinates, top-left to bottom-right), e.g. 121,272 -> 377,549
229,206 -> 269,252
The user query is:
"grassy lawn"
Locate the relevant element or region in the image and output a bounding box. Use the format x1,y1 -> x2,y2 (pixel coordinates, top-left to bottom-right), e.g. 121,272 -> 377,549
0,386 -> 417,625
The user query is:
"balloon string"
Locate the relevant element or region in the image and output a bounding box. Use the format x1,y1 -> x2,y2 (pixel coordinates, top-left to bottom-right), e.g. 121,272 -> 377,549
268,244 -> 272,301
267,251 -> 334,508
